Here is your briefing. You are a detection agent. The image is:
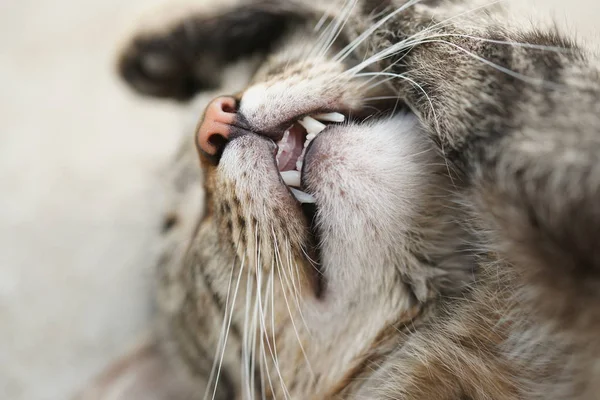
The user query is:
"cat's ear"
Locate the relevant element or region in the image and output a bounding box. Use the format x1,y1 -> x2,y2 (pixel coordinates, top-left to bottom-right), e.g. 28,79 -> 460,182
117,1 -> 309,101
74,336 -> 201,400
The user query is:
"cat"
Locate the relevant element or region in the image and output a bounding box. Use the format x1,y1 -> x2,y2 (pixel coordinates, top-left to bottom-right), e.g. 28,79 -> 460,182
78,0 -> 600,399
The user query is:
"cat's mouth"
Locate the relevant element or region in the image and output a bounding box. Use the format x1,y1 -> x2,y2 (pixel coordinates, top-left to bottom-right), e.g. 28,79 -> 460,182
274,112 -> 346,204
271,111 -> 348,292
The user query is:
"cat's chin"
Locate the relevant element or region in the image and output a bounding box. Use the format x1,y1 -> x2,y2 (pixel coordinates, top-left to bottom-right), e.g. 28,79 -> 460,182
215,110 -> 431,301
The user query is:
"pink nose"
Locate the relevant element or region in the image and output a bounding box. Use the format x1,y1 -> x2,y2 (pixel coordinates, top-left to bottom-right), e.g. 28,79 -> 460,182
196,96 -> 238,156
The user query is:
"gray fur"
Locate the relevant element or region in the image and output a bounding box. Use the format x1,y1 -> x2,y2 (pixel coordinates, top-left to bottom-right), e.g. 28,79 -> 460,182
80,1 -> 600,399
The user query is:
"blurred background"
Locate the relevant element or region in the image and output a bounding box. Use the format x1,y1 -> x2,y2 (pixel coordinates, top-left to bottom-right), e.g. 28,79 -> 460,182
0,0 -> 598,399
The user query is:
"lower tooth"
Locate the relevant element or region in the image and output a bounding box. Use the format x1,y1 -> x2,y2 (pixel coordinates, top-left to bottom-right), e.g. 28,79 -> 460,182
280,171 -> 301,187
290,187 -> 316,204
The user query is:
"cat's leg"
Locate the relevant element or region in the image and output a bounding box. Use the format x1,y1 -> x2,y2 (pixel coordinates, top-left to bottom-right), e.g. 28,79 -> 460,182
117,0 -> 307,100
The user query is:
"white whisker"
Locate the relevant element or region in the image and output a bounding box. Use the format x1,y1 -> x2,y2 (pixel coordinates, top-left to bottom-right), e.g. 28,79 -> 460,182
243,253 -> 256,399
335,0 -> 423,62
314,0 -> 359,57
414,38 -> 566,89
272,230 -> 315,377
203,233 -> 243,400
208,256 -> 246,400
345,0 -> 506,75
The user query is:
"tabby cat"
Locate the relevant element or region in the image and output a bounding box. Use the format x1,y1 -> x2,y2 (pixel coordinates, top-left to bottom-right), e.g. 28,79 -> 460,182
79,0 -> 600,399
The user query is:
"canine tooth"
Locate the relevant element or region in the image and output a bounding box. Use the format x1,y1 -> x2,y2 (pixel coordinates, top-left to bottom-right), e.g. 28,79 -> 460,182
290,187 -> 316,204
276,129 -> 291,166
280,171 -> 301,187
314,112 -> 345,123
299,116 -> 326,135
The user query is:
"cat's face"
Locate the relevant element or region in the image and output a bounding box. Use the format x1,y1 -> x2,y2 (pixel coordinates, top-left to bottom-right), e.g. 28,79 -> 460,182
195,7 -> 466,327
101,1 -> 500,397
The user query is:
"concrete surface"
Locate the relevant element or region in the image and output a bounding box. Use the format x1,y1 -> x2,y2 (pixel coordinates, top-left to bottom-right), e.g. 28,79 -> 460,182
0,1 -> 597,399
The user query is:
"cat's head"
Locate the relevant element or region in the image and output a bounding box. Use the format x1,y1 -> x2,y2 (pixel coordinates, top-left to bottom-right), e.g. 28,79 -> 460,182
98,1 -> 482,398
192,1 -> 475,323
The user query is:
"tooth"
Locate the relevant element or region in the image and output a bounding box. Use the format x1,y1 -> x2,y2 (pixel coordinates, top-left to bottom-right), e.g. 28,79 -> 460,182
313,112 -> 345,123
279,129 -> 290,146
280,171 -> 301,187
306,133 -> 316,141
299,116 -> 326,136
276,129 -> 291,166
296,160 -> 303,171
290,187 -> 316,204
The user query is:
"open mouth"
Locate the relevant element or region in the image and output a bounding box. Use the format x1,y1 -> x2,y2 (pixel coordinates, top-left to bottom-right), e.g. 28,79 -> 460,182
274,111 -> 346,203
272,112 -> 347,297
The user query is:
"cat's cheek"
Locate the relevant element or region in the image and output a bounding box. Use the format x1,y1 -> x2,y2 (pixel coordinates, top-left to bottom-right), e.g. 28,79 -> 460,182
303,114 -> 428,225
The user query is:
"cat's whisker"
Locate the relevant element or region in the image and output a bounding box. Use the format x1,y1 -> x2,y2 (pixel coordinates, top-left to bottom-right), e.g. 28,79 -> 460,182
272,229 -> 302,316
258,335 -> 273,400
355,56 -> 431,91
273,233 -> 300,303
345,34 -> 433,76
314,0 -> 358,58
243,253 -> 256,399
355,70 -> 454,186
263,264 -> 282,398
345,0 -> 506,75
208,255 -> 246,400
354,71 -> 440,131
285,245 -> 313,337
261,277 -> 292,399
417,38 -> 566,89
268,264 -> 283,397
203,233 -> 244,400
299,246 -> 323,276
312,0 -> 346,35
271,231 -> 315,376
278,236 -> 313,339
253,223 -> 270,399
321,0 -> 359,57
334,0 -> 423,62
253,227 -> 292,400
287,255 -> 308,322
440,33 -> 578,53
253,267 -> 272,400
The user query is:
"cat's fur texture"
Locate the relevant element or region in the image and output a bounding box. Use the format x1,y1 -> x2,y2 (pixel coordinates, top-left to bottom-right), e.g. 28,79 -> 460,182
79,0 -> 600,399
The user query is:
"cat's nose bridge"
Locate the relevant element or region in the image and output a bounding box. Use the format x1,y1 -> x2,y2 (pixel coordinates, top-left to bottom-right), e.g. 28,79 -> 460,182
196,96 -> 238,157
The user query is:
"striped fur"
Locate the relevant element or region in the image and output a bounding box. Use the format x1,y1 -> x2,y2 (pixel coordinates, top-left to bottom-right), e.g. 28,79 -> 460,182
79,1 -> 600,399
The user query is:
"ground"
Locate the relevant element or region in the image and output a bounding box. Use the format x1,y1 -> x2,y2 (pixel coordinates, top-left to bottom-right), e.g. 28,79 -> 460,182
0,0 -> 598,399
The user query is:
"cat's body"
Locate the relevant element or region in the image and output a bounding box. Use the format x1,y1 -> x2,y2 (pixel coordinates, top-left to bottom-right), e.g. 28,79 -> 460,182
80,1 -> 600,399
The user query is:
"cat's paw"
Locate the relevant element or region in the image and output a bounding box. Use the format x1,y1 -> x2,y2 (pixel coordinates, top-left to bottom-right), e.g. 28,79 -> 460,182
117,20 -> 219,101
116,0 -> 238,100
116,1 -> 306,101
